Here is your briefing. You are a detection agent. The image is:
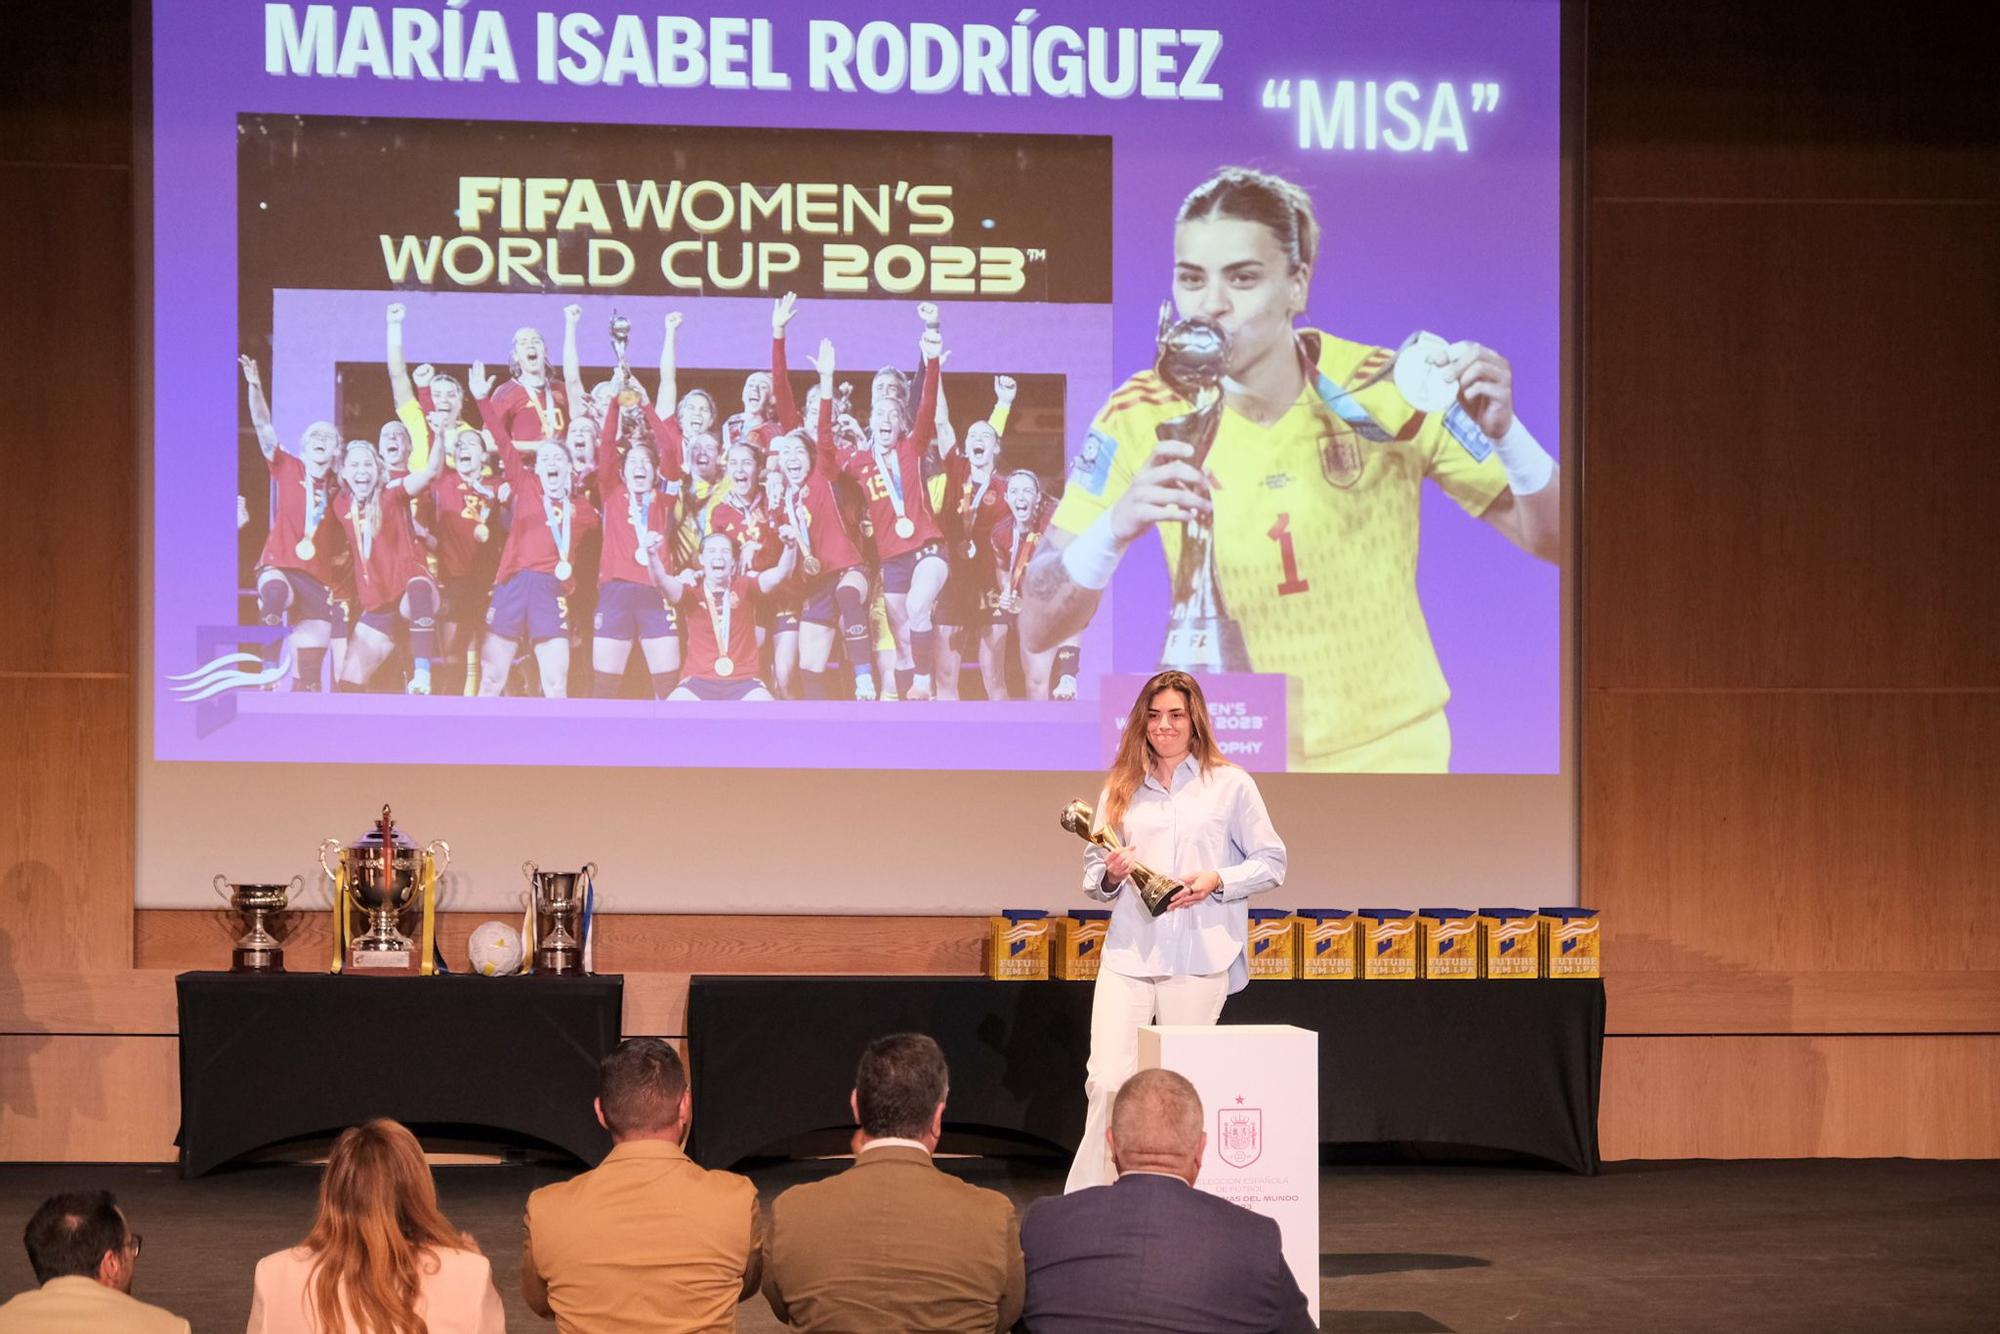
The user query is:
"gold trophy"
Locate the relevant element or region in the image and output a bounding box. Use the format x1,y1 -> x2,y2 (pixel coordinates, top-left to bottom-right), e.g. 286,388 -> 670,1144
319,805 -> 449,975
523,861 -> 595,975
1059,799 -> 1183,917
1153,307 -> 1251,672
213,874 -> 302,972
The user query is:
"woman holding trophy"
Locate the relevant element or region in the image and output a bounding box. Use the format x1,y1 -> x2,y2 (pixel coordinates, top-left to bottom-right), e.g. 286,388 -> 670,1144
1020,165 -> 1561,771
1065,669 -> 1287,1192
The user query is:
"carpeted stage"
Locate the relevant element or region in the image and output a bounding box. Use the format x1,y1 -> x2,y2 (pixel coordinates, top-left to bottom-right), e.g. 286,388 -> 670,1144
1,1157 -> 1993,1332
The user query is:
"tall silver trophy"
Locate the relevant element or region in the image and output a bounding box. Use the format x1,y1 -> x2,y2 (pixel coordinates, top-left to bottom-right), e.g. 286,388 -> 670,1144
1153,307 -> 1251,672
523,861 -> 595,975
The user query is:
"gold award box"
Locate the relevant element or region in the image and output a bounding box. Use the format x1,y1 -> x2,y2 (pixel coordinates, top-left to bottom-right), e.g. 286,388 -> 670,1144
1052,911 -> 1110,981
1480,908 -> 1540,979
1541,908 -> 1602,978
1246,910 -> 1298,979
1297,910 -> 1359,980
986,911 -> 1051,981
1359,909 -> 1418,980
1418,909 -> 1479,980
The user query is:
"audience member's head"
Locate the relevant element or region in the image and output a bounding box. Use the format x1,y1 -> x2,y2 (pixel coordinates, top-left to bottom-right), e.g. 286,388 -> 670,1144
23,1190 -> 136,1290
851,1033 -> 950,1147
1108,1069 -> 1208,1184
302,1119 -> 473,1334
596,1038 -> 691,1143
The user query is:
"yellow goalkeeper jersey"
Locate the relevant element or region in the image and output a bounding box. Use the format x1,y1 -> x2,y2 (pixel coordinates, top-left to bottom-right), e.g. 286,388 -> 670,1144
1051,330 -> 1510,770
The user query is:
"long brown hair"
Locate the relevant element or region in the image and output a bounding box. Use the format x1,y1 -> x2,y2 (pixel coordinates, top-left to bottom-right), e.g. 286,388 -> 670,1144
301,1119 -> 476,1334
1102,671 -> 1231,831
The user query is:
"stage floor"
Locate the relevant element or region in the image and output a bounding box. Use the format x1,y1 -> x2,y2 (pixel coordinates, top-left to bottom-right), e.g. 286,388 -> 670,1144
1,1156 -> 1993,1332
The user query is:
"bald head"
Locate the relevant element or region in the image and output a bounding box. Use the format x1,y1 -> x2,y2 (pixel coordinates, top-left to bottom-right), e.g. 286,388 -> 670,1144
1108,1069 -> 1206,1183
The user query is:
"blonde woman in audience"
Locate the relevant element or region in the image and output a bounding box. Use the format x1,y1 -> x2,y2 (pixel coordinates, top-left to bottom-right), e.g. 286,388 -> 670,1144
247,1118 -> 504,1334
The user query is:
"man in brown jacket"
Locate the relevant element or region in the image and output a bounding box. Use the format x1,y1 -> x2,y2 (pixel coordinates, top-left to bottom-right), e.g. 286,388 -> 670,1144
523,1038 -> 762,1332
763,1033 -> 1025,1332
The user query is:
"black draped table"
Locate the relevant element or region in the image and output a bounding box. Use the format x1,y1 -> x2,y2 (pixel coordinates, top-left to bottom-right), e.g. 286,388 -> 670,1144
175,972 -> 622,1176
687,976 -> 1604,1174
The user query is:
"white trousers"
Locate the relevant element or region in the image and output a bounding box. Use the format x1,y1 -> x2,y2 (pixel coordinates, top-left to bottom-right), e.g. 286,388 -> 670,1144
1064,966 -> 1230,1192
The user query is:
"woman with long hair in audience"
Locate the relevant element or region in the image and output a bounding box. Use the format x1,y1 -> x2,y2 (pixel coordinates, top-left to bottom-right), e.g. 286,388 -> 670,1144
248,1118 -> 503,1333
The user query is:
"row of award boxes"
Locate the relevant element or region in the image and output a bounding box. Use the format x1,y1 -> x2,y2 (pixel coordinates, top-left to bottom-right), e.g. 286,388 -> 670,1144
985,908 -> 1603,982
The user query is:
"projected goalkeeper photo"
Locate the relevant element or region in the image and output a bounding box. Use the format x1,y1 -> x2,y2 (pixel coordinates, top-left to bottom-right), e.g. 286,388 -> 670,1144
1019,167 -> 1561,773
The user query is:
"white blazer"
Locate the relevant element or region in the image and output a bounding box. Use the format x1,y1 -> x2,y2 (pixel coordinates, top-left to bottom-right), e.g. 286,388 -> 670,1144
247,1245 -> 505,1333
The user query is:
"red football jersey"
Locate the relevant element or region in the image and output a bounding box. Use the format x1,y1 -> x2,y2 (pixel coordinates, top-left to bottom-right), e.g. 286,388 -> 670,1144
334,489 -> 429,613
426,473 -> 503,581
682,576 -> 761,681
257,448 -> 343,586
491,440 -> 601,590
485,378 -> 569,447
839,356 -> 941,560
988,498 -> 1057,597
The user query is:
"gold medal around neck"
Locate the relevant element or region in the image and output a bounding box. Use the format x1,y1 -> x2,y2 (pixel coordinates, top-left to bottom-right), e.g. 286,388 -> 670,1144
295,537 -> 316,561
554,559 -> 573,581
965,539 -> 979,560
713,655 -> 735,676
473,523 -> 490,544
894,516 -> 916,539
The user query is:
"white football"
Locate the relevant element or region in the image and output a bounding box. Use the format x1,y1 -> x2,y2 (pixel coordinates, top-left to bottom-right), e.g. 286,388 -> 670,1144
467,920 -> 525,976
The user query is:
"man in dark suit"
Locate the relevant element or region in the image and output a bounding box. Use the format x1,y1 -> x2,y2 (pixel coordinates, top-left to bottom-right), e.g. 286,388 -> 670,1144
763,1033 -> 1025,1332
1019,1068 -> 1314,1334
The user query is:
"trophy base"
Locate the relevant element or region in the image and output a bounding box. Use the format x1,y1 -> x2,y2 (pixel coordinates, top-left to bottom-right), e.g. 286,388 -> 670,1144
231,945 -> 284,973
1136,878 -> 1184,917
1157,613 -> 1252,674
348,943 -> 419,974
535,945 -> 584,976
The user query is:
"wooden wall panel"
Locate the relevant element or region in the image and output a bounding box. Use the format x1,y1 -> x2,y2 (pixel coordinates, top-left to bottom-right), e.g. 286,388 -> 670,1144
1604,970 -> 2000,1036
0,0 -> 135,166
1586,0 -> 1999,202
1582,692 -> 2000,974
0,1035 -> 179,1163
0,677 -> 134,971
0,162 -> 136,676
1584,200 -> 2000,690
1599,1034 -> 2000,1160
2,971 -> 178,1035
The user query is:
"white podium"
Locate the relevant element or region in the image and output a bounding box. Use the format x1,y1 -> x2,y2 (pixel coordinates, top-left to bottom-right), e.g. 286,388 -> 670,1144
1138,1023 -> 1320,1326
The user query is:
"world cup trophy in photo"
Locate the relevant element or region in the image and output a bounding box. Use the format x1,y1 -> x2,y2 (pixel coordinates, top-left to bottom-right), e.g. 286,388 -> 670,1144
319,805 -> 449,975
213,873 -> 303,972
522,860 -> 595,975
1059,799 -> 1183,917
1153,306 -> 1250,672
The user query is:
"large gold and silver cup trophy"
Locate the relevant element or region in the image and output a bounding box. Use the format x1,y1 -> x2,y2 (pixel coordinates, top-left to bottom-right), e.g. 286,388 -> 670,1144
522,861 -> 595,975
319,805 -> 449,975
1154,307 -> 1251,673
213,874 -> 302,972
1059,800 -> 1183,917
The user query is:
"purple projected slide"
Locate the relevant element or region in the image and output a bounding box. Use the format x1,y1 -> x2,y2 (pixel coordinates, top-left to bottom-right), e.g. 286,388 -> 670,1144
151,0 -> 1563,774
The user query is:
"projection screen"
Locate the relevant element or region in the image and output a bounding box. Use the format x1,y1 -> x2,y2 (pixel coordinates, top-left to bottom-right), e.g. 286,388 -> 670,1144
139,0 -> 1576,915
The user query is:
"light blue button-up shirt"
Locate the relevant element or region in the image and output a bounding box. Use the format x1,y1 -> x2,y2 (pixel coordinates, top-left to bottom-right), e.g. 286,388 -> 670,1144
1080,756 -> 1287,993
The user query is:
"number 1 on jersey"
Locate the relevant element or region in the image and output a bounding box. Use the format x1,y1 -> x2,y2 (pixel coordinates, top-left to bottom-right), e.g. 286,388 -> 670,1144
1268,512 -> 1310,595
